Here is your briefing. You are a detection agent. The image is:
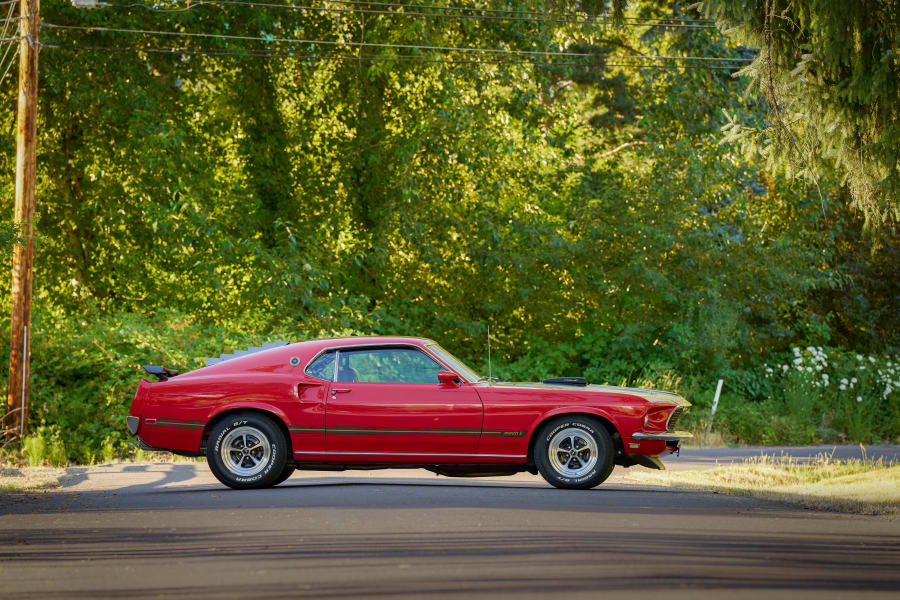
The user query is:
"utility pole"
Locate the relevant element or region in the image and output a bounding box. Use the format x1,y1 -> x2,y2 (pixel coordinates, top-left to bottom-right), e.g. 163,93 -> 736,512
6,0 -> 39,440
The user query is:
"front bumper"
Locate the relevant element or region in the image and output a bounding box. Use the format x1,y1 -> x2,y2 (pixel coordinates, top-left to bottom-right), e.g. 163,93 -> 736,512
631,430 -> 693,442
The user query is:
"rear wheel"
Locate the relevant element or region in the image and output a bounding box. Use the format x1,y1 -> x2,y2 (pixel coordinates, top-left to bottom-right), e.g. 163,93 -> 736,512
206,413 -> 287,489
534,416 -> 614,489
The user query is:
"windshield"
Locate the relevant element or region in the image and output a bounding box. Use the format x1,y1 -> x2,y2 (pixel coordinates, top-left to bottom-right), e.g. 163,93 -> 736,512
426,344 -> 482,383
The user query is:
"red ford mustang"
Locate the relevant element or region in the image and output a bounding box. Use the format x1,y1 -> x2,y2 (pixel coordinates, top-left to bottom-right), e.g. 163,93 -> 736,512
127,336 -> 691,489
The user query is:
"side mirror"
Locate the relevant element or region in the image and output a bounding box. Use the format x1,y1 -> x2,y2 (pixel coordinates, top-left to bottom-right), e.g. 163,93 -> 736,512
438,370 -> 460,385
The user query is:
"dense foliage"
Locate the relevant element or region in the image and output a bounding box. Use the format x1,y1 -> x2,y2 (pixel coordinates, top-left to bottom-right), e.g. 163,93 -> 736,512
702,0 -> 900,224
0,1 -> 897,461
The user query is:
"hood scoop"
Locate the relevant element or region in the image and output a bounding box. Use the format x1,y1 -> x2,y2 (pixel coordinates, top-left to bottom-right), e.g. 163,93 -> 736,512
542,377 -> 587,386
204,341 -> 290,367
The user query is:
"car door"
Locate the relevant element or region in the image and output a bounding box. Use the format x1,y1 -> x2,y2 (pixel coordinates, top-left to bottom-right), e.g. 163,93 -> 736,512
325,346 -> 483,455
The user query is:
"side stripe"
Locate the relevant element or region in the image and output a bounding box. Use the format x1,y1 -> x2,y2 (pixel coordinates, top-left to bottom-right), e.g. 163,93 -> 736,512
152,419 -> 205,430
150,421 -> 525,437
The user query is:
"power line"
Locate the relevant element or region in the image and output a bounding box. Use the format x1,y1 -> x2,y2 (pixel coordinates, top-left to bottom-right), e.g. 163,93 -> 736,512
41,22 -> 751,62
98,1 -> 719,28
279,0 -> 717,23
39,40 -> 746,70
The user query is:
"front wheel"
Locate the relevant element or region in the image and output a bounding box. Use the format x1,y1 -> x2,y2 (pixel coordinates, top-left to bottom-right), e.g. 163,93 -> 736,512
206,413 -> 288,489
534,416 -> 615,490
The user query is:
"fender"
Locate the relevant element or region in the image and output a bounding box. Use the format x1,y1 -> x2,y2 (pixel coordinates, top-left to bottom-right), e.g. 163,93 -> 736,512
527,405 -> 626,440
206,400 -> 292,428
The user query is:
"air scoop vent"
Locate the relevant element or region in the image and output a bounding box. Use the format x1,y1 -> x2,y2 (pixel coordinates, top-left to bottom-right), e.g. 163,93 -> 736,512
542,377 -> 587,386
204,341 -> 290,367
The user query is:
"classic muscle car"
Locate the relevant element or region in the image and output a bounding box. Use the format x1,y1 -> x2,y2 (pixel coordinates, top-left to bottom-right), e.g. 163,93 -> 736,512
127,336 -> 691,489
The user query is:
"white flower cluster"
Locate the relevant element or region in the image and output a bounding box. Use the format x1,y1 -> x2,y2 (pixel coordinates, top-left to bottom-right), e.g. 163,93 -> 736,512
764,348 -> 899,402
838,377 -> 856,391
875,360 -> 899,400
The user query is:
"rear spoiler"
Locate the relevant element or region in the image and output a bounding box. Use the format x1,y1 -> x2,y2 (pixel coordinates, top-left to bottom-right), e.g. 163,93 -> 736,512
143,365 -> 179,381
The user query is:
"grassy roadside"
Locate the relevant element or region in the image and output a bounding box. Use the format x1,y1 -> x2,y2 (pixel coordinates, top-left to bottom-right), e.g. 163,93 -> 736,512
630,453 -> 900,515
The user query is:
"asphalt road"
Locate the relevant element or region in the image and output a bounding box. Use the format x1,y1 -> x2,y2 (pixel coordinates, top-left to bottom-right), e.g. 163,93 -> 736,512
1,446 -> 899,599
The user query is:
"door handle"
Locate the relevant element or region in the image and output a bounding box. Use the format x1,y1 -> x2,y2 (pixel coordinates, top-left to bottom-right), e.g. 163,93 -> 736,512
331,388 -> 352,394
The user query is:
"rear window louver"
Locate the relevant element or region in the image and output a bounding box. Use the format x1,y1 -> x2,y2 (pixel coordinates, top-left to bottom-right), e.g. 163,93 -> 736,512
204,341 -> 290,367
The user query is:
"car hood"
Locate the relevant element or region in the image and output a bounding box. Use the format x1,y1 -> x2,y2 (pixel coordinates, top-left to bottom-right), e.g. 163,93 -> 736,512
481,381 -> 689,405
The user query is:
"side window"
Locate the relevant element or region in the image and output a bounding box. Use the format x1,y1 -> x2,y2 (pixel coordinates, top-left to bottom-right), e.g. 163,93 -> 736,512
305,351 -> 336,381
337,348 -> 442,383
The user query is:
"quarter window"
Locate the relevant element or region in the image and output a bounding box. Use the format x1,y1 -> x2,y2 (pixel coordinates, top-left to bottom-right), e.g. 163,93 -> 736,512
305,351 -> 336,381
336,347 -> 442,383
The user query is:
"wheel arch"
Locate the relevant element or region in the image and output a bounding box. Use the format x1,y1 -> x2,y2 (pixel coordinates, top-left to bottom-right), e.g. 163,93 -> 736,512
526,410 -> 625,466
201,406 -> 293,455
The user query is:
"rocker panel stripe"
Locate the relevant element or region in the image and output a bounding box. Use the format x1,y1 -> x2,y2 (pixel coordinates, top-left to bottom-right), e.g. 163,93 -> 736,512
288,425 -> 524,437
293,450 -> 527,458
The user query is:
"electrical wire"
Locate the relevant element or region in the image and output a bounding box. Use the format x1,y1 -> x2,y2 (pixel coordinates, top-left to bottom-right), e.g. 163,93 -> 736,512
39,41 -> 746,71
99,1 -> 719,28
240,0 -> 716,23
41,23 -> 751,62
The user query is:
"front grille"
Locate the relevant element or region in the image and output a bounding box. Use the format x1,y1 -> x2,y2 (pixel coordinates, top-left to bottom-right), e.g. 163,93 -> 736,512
666,407 -> 684,431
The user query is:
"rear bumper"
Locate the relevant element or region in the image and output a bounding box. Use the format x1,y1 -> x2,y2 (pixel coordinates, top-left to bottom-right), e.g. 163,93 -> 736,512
632,430 -> 693,442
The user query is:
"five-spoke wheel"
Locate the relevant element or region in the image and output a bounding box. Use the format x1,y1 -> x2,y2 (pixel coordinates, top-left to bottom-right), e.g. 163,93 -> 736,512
219,426 -> 272,477
548,427 -> 599,478
535,416 -> 614,489
206,413 -> 288,489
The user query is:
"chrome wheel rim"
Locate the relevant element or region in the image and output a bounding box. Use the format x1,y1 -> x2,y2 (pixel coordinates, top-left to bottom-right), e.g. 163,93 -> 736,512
548,427 -> 598,478
220,426 -> 271,477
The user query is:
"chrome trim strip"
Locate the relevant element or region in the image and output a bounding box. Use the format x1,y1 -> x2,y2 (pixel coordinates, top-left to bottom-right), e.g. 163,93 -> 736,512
632,431 -> 694,441
292,451 -> 527,458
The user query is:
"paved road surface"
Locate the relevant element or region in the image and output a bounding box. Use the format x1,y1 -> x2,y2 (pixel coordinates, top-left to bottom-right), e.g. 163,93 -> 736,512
1,446 -> 899,599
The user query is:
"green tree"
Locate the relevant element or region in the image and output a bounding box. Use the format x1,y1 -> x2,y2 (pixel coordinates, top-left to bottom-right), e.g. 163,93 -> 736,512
702,0 -> 900,224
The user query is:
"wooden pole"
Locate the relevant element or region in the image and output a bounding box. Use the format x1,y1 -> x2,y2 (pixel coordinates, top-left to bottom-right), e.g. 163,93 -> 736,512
6,0 -> 39,439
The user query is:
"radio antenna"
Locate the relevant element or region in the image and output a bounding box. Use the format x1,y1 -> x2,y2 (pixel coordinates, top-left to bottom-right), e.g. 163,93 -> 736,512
487,324 -> 492,383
